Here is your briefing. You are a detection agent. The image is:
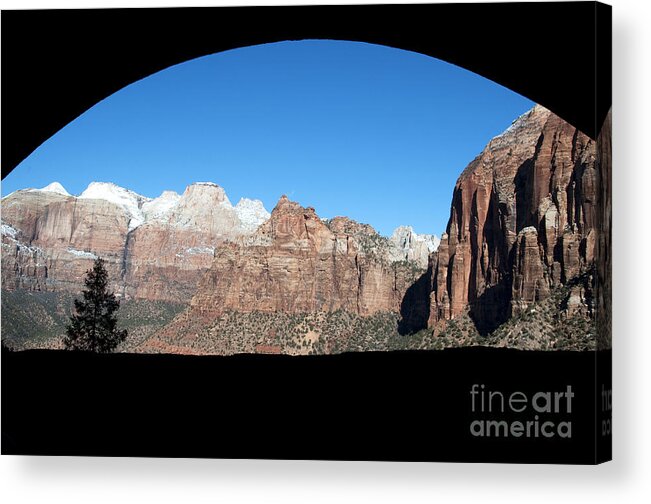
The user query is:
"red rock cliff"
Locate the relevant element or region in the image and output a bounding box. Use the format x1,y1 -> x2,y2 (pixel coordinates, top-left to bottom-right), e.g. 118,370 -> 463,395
187,196 -> 424,319
1,182 -> 267,302
595,110 -> 612,349
429,105 -> 598,332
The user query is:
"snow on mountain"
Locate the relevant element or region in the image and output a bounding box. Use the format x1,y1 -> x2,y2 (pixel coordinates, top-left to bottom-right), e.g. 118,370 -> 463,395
414,230 -> 440,253
186,246 -> 215,255
38,182 -> 70,196
142,190 -> 181,222
8,182 -> 431,260
234,198 -> 271,233
67,248 -> 98,259
391,225 -> 440,252
388,225 -> 440,267
18,181 -> 71,198
186,182 -> 233,208
79,182 -> 151,231
424,234 -> 441,252
1,223 -> 18,239
165,183 -> 239,234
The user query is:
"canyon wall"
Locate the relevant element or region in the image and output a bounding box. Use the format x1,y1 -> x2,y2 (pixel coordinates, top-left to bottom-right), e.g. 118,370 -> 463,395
1,182 -> 269,302
187,196 -> 425,319
595,110 -> 612,349
2,104 -> 608,352
428,105 -> 598,333
2,182 -> 434,312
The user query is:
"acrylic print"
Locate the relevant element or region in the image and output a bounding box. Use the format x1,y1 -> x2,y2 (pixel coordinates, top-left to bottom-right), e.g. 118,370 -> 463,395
1,40 -> 603,355
1,3 -> 611,464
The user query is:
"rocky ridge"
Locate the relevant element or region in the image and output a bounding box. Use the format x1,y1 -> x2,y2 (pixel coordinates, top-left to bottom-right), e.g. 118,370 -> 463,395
2,181 -> 438,305
147,196 -> 432,354
2,104 -> 605,354
158,196 -> 426,321
428,105 -> 598,335
1,182 -> 270,302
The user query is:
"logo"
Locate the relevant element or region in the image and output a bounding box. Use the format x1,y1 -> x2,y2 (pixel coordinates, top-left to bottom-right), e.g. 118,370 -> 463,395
469,384 -> 574,439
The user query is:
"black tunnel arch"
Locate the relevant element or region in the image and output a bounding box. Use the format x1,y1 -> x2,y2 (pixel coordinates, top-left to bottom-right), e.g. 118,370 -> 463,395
1,3 -> 610,178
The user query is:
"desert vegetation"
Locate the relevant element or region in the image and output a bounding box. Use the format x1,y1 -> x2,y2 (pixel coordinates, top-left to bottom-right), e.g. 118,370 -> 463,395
430,272 -> 597,351
147,309 -> 438,356
1,289 -> 186,352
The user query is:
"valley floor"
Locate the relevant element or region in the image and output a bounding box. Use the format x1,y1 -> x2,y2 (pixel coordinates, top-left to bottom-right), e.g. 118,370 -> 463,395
1,279 -> 596,354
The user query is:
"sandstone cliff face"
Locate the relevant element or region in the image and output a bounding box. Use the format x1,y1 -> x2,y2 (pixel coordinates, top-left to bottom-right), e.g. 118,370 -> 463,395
186,196 -> 424,319
428,105 -> 597,332
1,182 -> 270,302
121,183 -> 258,302
2,189 -> 130,293
2,104 -> 606,354
595,110 -> 612,349
2,181 -> 432,310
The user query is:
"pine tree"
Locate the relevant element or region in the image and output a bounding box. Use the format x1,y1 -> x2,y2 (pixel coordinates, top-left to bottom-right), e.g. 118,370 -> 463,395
64,257 -> 127,352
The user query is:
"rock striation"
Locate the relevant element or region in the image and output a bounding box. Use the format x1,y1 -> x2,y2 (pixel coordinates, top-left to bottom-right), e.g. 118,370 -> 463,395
2,104 -> 606,353
121,183 -> 263,302
186,195 -> 425,319
1,182 -> 270,302
595,110 -> 612,349
428,105 -> 598,333
2,181 -> 432,309
2,188 -> 130,293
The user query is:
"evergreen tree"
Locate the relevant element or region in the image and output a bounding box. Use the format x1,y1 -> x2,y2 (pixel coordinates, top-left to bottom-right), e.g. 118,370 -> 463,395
64,257 -> 127,352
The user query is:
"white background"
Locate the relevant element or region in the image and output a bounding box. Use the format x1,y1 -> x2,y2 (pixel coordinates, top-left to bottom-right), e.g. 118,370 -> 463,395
1,0 -> 649,502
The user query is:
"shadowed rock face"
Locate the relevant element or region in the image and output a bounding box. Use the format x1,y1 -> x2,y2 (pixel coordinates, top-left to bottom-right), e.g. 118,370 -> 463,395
2,105 -> 607,352
428,105 -> 598,334
595,110 -> 612,349
187,195 -> 424,319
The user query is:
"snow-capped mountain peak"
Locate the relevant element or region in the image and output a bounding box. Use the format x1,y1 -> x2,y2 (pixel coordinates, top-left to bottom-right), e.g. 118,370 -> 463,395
391,225 -> 440,253
79,182 -> 151,231
183,182 -> 232,208
234,198 -> 271,233
387,225 -> 440,268
142,190 -> 181,222
21,181 -> 71,197
39,182 -> 70,196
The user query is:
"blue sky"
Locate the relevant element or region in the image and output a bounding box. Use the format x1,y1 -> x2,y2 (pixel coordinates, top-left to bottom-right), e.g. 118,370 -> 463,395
1,40 -> 533,236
